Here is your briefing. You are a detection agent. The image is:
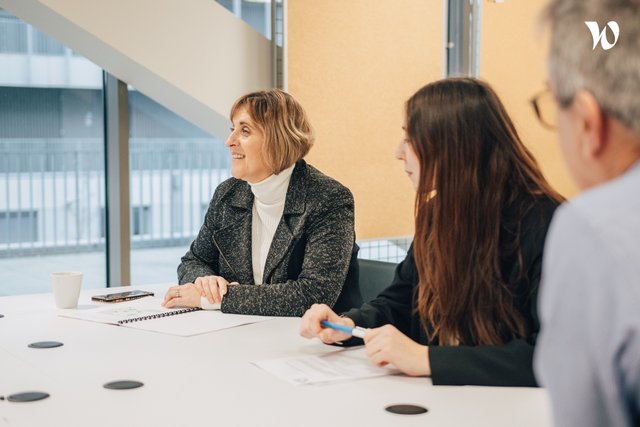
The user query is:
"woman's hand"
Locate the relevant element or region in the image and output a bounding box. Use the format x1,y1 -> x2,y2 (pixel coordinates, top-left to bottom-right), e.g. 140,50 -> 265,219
300,304 -> 355,344
162,283 -> 201,308
364,324 -> 431,376
194,275 -> 239,304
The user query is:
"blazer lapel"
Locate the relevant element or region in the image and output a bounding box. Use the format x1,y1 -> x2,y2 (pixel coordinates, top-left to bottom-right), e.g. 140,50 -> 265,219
212,183 -> 254,284
262,161 -> 307,284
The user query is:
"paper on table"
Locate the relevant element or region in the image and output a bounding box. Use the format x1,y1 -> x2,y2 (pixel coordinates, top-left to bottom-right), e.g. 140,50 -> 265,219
252,347 -> 401,385
127,309 -> 274,336
59,296 -> 274,337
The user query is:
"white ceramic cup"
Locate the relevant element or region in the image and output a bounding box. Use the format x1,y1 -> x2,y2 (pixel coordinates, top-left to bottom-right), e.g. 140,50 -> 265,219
51,272 -> 83,309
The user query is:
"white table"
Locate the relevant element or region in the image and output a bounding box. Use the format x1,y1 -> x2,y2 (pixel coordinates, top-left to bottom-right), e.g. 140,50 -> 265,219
0,285 -> 552,427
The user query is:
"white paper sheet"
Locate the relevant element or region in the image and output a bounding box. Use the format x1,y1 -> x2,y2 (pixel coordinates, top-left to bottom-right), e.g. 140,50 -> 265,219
252,347 -> 401,385
126,309 -> 274,336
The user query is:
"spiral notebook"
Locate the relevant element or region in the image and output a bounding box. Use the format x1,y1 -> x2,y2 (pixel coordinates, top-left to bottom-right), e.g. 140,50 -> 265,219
59,296 -> 274,336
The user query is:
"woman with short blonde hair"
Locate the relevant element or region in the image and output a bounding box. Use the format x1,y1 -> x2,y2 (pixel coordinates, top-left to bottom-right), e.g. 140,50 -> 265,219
164,89 -> 361,316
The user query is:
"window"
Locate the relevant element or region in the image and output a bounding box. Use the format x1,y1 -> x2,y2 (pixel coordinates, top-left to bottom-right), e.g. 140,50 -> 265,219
32,27 -> 65,55
215,0 -> 274,39
0,10 -> 26,53
128,89 -> 230,284
0,210 -> 38,244
446,0 -> 482,77
357,237 -> 411,264
0,10 -> 106,296
131,205 -> 151,237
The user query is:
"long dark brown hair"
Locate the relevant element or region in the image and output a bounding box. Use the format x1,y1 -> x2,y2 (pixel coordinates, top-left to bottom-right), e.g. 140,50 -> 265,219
407,78 -> 562,346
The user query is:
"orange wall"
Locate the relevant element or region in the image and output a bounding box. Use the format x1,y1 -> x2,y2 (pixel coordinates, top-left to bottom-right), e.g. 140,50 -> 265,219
287,0 -> 444,239
479,1 -> 576,197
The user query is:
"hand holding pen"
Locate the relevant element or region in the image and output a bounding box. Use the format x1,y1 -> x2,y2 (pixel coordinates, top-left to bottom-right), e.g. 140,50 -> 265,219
299,303 -> 365,344
320,321 -> 368,339
300,304 -> 431,377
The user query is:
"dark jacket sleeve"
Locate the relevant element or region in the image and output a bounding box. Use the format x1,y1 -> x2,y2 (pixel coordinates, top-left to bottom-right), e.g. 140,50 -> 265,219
340,244 -> 416,342
221,185 -> 355,317
176,187 -> 223,283
429,339 -> 538,386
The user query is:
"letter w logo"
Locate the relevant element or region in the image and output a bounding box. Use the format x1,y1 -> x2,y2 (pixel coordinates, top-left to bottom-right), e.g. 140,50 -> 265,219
584,21 -> 620,50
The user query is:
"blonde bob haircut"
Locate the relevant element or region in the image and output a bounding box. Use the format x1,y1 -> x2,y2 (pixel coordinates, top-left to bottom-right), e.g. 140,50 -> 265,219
230,89 -> 315,174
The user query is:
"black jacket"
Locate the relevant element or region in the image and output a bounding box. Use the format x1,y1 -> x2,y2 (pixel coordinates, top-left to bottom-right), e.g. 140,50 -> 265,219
343,197 -> 559,386
178,160 -> 362,316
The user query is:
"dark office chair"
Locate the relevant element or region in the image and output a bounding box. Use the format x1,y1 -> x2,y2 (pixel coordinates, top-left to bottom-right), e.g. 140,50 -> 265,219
357,258 -> 397,303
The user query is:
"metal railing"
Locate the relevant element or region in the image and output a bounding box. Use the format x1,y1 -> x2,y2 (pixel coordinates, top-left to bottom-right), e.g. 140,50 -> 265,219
357,236 -> 411,264
0,138 -> 230,257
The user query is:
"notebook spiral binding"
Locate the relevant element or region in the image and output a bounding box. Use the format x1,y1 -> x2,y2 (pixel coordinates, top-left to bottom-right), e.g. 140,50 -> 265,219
117,307 -> 202,324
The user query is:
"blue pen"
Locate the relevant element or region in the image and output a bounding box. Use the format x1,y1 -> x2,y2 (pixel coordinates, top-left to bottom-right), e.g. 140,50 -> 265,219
320,320 -> 368,339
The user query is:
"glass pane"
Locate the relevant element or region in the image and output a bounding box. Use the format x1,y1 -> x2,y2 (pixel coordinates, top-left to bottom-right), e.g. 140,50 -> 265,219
128,89 -> 230,285
357,237 -> 411,264
215,0 -> 281,41
0,9 -> 107,296
0,11 -> 27,53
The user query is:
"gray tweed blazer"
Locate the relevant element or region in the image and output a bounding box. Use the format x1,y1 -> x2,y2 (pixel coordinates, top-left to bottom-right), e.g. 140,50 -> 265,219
177,160 -> 362,316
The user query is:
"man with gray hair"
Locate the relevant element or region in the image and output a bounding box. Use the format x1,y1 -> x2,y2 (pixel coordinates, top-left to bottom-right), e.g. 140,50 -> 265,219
533,0 -> 640,426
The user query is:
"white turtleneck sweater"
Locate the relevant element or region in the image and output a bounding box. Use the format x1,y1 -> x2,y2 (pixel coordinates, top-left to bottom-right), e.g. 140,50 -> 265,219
248,164 -> 295,285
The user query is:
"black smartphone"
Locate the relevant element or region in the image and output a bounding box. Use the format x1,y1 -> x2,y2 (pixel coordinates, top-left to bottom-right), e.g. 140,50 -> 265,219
91,290 -> 154,303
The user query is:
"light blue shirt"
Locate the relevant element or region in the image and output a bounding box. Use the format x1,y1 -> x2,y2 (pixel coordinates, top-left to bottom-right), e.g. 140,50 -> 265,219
535,161 -> 640,427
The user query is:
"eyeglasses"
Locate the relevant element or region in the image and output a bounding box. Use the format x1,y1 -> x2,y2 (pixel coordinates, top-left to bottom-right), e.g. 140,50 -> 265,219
530,87 -> 559,130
